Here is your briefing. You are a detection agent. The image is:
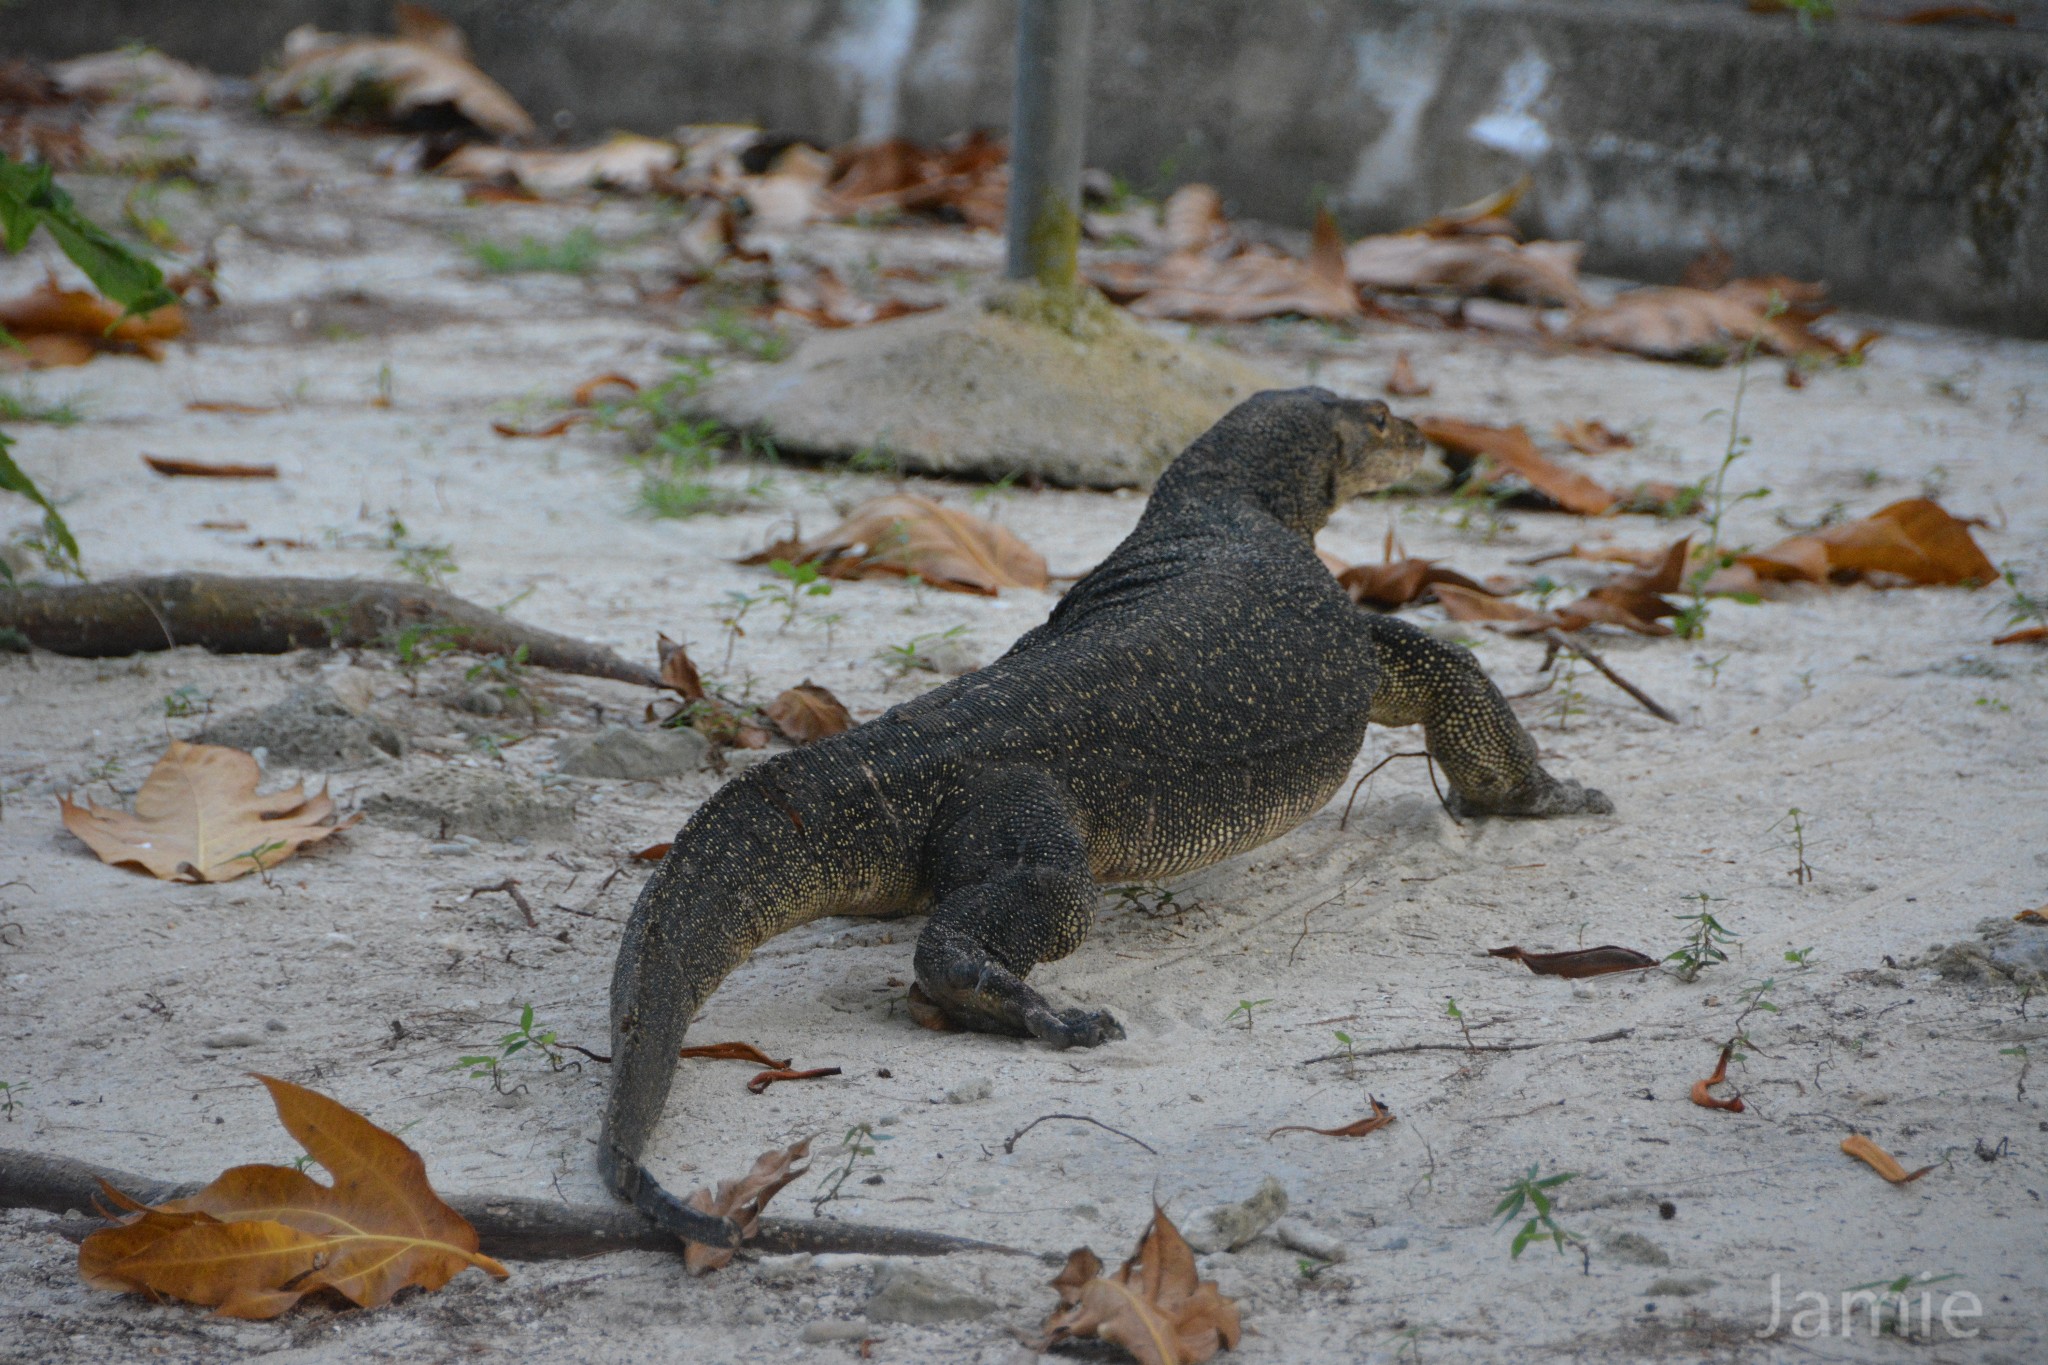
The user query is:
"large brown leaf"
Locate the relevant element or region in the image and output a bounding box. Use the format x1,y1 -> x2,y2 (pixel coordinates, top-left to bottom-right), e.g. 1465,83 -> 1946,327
1117,207 -> 1358,323
0,279 -> 184,368
764,682 -> 854,743
681,1139 -> 811,1274
1735,498 -> 1996,587
1566,277 -> 1842,364
261,8 -> 535,139
60,741 -> 354,883
440,134 -> 680,195
1416,417 -> 1618,516
740,494 -> 1048,596
78,1075 -> 507,1318
1038,1206 -> 1242,1365
1344,233 -> 1585,308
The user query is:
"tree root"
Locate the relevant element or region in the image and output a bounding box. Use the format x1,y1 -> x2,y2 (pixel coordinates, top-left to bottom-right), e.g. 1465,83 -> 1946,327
0,1147 -> 1027,1262
0,573 -> 659,688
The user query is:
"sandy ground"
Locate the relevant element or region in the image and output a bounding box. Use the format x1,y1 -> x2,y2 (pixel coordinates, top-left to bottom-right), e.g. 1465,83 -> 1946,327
2,103 -> 2046,1365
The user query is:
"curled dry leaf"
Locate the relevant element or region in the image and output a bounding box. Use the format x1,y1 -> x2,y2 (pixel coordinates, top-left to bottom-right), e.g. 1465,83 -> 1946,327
1038,1206 -> 1242,1365
1565,277 -> 1842,364
1733,498 -> 1996,589
655,633 -> 706,701
677,1041 -> 791,1068
77,1074 -> 507,1318
1268,1095 -> 1396,1140
765,681 -> 854,744
1690,1043 -> 1746,1114
440,134 -> 680,196
1416,417 -> 1619,516
142,455 -> 278,479
0,279 -> 184,368
824,130 -> 1009,229
1992,625 -> 2045,646
1487,944 -> 1658,978
262,9 -> 535,139
60,741 -> 355,883
774,264 -> 941,328
2013,907 -> 2047,924
1412,176 -> 1530,238
1555,419 -> 1633,454
1334,557 -> 1494,611
1102,204 -> 1359,324
740,494 -> 1048,596
1385,352 -> 1432,397
51,49 -> 217,108
491,413 -> 585,439
745,1065 -> 843,1095
493,373 -> 640,437
1345,233 -> 1585,308
1840,1135 -> 1936,1184
680,1139 -> 812,1274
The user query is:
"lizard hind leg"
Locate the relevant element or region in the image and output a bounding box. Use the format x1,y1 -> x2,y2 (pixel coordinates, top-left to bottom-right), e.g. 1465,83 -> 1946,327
912,767 -> 1125,1050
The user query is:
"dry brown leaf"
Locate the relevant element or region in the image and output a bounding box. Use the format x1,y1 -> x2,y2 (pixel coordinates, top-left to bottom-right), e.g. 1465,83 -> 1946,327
185,401 -> 281,415
739,143 -> 835,229
1487,944 -> 1658,978
1346,234 -> 1585,308
439,134 -> 679,196
1268,1095 -> 1396,1140
825,130 -> 1009,230
142,455 -> 278,479
1412,177 -> 1530,238
1434,582 -> 1554,631
1111,205 -> 1358,323
491,413 -> 585,439
0,279 -> 184,367
632,841 -> 671,862
1417,417 -> 1619,516
740,494 -> 1048,596
1555,419 -> 1633,454
1334,558 -> 1494,611
1736,499 -> 1997,588
677,1041 -> 791,1068
1690,1043 -> 1746,1113
774,264 -> 941,328
1995,626 -> 2047,646
655,633 -> 706,701
51,49 -> 217,107
680,1139 -> 811,1274
262,10 -> 535,139
78,1074 -> 506,1317
60,741 -> 354,883
745,1065 -> 842,1095
1161,184 -> 1231,254
2014,907 -> 2048,924
1890,3 -> 2016,24
1386,351 -> 1432,397
765,682 -> 854,744
1566,278 -> 1842,363
1840,1134 -> 1936,1184
1037,1206 -> 1242,1365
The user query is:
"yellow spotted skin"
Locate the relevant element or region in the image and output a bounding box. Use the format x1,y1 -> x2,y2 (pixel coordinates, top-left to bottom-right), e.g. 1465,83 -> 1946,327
600,388 -> 1612,1244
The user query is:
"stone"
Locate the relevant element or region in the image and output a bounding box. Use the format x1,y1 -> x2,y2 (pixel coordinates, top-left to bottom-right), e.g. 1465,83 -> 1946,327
1182,1176 -> 1289,1253
553,726 -> 710,780
943,1076 -> 993,1104
693,293 -> 1279,489
1601,1231 -> 1672,1267
917,636 -> 984,676
866,1264 -> 1001,1325
1273,1218 -> 1347,1262
197,685 -> 403,769
799,1319 -> 872,1342
1914,917 -> 2048,988
362,766 -> 575,842
200,1028 -> 264,1049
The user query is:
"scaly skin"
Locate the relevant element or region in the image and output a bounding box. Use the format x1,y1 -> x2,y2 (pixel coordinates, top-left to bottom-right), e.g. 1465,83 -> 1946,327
601,388 -> 1613,1245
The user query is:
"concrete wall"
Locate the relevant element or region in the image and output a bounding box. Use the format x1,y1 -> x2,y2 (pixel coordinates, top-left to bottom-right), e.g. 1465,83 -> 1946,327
10,0 -> 2045,334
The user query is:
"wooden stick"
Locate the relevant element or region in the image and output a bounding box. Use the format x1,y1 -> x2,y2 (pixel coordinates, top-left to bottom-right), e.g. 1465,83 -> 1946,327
0,1147 -> 1026,1262
1538,628 -> 1678,724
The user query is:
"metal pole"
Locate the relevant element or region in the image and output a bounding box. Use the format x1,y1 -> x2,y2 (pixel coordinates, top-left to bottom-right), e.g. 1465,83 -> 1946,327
1004,0 -> 1093,287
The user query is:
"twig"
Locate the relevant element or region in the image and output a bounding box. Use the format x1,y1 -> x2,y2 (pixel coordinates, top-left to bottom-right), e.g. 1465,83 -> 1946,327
468,878 -> 537,928
1537,628 -> 1678,724
1337,751 -> 1440,831
1300,1027 -> 1633,1066
1002,1113 -> 1157,1156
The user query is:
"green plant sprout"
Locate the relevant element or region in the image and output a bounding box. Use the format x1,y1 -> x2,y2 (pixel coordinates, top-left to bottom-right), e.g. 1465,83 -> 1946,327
1783,946 -> 1817,969
1107,882 -> 1198,921
455,1003 -> 568,1093
466,226 -> 600,274
765,558 -> 832,629
233,839 -> 287,887
386,622 -> 461,692
1494,1164 -> 1584,1265
1767,807 -> 1814,884
716,587 -> 769,668
1666,897 -> 1737,982
0,1079 -> 26,1121
162,684 -> 210,719
1225,998 -> 1274,1030
704,309 -> 789,361
812,1122 -> 892,1213
879,625 -> 969,677
2000,1044 -> 2030,1101
1675,295 -> 1782,638
0,387 -> 83,426
1445,996 -> 1477,1052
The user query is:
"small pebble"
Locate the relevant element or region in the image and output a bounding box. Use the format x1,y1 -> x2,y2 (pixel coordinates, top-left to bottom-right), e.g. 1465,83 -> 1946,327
799,1319 -> 871,1343
200,1028 -> 264,1050
1273,1218 -> 1347,1263
263,1019 -> 288,1034
943,1077 -> 993,1104
322,931 -> 357,950
425,842 -> 473,857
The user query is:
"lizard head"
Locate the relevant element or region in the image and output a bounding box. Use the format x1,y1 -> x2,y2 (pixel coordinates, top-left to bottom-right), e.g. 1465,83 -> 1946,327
1321,390 -> 1427,501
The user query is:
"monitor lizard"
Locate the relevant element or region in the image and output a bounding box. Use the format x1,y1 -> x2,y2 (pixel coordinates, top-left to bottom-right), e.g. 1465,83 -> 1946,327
602,387 -> 1613,1247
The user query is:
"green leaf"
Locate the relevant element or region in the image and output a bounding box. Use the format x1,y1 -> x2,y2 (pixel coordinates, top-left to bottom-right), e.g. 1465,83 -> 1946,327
0,430 -> 79,568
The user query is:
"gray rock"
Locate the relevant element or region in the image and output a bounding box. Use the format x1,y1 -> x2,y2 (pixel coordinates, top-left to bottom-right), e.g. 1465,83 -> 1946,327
1914,917 -> 2048,988
866,1264 -> 1001,1325
943,1076 -> 993,1104
916,636 -> 983,676
362,766 -> 575,842
1183,1176 -> 1289,1253
693,292 -> 1279,489
799,1319 -> 872,1342
1602,1231 -> 1672,1267
197,685 -> 403,769
553,726 -> 709,780
200,1028 -> 264,1049
1273,1218 -> 1347,1263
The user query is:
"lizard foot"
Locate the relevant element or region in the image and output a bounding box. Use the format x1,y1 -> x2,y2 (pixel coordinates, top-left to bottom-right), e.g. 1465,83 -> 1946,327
1025,1006 -> 1126,1049
1445,773 -> 1613,819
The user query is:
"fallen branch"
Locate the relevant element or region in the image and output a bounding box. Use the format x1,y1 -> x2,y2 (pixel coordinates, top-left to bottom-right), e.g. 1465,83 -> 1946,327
1300,1027 -> 1633,1066
0,573 -> 660,688
468,877 -> 537,928
1002,1113 -> 1158,1156
0,1147 -> 1024,1262
1538,628 -> 1678,724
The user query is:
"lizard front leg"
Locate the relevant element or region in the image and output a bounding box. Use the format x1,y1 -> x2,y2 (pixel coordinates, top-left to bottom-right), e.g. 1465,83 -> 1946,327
1360,612 -> 1614,818
911,766 -> 1125,1049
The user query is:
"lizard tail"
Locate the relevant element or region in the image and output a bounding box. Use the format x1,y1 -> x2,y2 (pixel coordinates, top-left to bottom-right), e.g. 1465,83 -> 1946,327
598,758 -> 905,1245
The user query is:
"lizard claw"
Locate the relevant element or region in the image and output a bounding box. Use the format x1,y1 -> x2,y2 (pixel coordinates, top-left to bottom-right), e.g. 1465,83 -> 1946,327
1027,1006 -> 1126,1049
1446,774 -> 1613,819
